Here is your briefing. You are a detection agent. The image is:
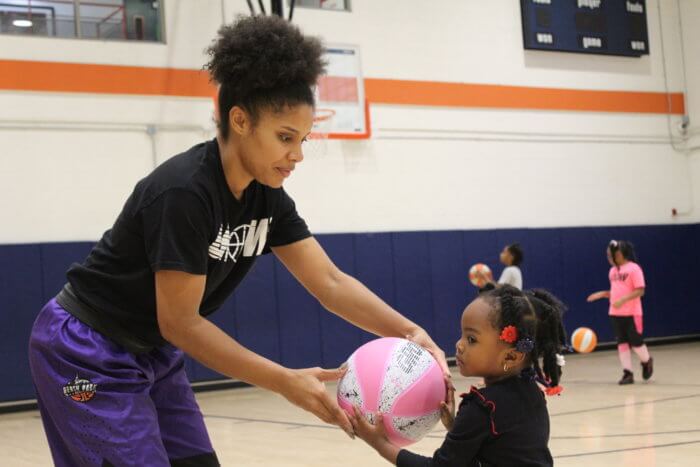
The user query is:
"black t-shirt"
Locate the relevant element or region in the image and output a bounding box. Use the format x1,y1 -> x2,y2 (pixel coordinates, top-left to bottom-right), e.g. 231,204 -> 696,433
59,139 -> 311,352
397,375 -> 553,467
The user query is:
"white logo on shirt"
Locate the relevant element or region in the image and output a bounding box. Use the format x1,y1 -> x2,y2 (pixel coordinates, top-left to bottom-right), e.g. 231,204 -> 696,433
208,218 -> 271,263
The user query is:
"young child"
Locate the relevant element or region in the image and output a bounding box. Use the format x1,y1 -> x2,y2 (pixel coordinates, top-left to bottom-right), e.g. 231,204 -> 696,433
497,243 -> 524,290
476,243 -> 524,290
587,240 -> 653,385
351,285 -> 567,466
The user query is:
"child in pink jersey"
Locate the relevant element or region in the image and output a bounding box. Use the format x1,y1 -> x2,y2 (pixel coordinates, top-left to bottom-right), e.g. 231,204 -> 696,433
588,240 -> 654,384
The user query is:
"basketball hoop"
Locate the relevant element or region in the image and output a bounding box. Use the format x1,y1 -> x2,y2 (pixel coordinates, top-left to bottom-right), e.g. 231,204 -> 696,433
304,108 -> 335,157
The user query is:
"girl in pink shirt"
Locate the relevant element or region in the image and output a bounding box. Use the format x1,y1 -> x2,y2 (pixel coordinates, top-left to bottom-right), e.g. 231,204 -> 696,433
588,240 -> 654,385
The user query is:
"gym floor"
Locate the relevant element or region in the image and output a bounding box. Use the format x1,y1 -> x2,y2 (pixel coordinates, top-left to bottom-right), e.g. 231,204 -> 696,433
2,342 -> 698,466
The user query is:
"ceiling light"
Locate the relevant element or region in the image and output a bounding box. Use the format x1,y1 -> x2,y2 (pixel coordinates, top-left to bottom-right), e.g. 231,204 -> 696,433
13,19 -> 33,28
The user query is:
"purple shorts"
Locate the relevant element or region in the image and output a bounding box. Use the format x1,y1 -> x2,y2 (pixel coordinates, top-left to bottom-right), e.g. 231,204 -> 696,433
28,299 -> 219,466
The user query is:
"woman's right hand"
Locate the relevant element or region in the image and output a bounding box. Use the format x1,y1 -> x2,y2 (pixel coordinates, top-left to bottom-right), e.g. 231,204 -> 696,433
279,366 -> 355,439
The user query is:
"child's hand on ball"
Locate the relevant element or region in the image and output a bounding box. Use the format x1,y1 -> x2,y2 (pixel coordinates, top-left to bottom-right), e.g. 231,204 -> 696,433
440,381 -> 455,431
350,406 -> 402,463
350,406 -> 389,449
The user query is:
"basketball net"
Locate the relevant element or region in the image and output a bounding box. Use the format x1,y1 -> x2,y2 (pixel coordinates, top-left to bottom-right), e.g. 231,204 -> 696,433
304,108 -> 335,158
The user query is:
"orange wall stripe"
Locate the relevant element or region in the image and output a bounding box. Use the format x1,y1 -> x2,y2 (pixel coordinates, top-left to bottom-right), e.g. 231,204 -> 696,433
0,59 -> 685,114
364,78 -> 685,115
0,59 -> 213,97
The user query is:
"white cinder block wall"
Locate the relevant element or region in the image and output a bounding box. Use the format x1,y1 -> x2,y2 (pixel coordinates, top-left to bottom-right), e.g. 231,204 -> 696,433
0,0 -> 696,242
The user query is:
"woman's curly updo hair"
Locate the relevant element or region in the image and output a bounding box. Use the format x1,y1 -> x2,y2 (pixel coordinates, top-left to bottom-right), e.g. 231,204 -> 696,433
205,15 -> 326,140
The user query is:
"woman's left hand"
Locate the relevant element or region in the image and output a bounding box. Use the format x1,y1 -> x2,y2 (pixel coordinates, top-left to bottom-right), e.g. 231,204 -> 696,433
613,299 -> 625,309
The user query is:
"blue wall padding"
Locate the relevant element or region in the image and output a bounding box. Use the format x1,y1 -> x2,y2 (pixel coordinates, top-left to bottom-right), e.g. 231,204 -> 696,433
0,245 -> 44,401
39,242 -> 94,302
231,254 -> 280,362
274,246 -> 323,369
427,231 -> 469,352
352,232 -> 397,345
392,231 -> 435,336
3,223 -> 700,400
315,234 -> 365,368
558,228 -> 613,340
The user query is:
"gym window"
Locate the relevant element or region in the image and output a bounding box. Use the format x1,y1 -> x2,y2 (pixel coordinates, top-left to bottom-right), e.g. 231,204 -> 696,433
287,0 -> 351,12
0,0 -> 165,42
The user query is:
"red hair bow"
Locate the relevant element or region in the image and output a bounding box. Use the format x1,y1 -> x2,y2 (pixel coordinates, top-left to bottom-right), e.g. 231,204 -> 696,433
499,325 -> 518,344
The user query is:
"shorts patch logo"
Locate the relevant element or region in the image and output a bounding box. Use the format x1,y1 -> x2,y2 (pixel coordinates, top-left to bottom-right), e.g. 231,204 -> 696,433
63,375 -> 97,402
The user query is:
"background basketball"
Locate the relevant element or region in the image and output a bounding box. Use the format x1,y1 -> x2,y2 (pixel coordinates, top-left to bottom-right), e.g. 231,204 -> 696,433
571,327 -> 598,353
468,263 -> 492,287
337,337 -> 445,447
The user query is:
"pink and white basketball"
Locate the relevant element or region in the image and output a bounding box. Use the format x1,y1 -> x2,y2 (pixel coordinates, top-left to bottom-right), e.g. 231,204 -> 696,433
337,337 -> 445,447
571,327 -> 597,353
468,263 -> 492,287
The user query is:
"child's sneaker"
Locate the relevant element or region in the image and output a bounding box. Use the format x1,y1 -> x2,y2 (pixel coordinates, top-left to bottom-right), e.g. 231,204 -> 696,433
641,357 -> 654,380
619,369 -> 634,385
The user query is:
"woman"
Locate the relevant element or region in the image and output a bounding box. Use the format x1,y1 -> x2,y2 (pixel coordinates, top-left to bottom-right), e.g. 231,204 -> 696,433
28,15 -> 448,466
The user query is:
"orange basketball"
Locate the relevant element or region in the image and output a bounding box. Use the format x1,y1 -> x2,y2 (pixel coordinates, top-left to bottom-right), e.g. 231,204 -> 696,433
468,263 -> 492,287
571,327 -> 597,353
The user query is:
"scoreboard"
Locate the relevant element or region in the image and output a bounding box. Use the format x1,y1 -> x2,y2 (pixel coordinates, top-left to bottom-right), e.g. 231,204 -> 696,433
520,0 -> 649,57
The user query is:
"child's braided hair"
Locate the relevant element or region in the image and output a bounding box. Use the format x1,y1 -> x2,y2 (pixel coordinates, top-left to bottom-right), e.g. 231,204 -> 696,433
480,284 -> 567,389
